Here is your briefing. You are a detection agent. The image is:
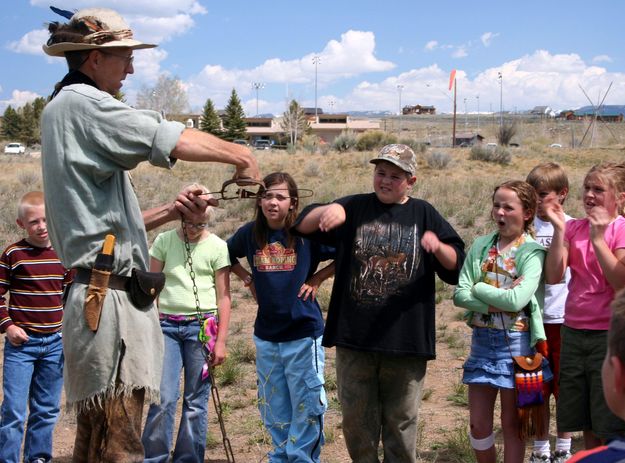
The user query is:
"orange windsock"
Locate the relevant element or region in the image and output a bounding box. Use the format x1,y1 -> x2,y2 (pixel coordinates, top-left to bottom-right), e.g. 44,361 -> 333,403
449,69 -> 457,91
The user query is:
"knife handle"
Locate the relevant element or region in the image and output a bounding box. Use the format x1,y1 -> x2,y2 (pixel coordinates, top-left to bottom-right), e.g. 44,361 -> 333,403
102,234 -> 115,256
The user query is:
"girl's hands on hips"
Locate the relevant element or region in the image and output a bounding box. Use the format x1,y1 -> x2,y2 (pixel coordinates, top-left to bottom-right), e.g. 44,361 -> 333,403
298,273 -> 324,302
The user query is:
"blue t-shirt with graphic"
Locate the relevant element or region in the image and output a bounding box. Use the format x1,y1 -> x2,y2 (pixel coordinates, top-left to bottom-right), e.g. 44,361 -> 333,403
227,222 -> 335,342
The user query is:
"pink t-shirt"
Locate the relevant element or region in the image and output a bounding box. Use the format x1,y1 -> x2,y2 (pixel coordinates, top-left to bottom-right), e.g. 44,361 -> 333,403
564,215 -> 625,330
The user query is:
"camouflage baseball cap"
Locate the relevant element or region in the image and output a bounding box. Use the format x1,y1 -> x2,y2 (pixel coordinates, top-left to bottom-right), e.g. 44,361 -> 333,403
370,144 -> 417,175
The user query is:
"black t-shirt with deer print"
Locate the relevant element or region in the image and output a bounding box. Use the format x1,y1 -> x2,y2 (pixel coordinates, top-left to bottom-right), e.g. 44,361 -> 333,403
296,193 -> 465,358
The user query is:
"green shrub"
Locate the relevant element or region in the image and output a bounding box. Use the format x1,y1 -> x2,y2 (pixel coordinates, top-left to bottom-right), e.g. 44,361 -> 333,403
425,151 -> 452,169
303,160 -> 322,177
332,130 -> 358,152
497,123 -> 518,146
355,131 -> 397,151
302,134 -> 322,154
469,145 -> 511,165
399,137 -> 428,154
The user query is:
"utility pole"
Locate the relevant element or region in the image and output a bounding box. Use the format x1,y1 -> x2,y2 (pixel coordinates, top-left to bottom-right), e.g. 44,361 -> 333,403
498,72 -> 503,128
397,84 -> 404,133
312,56 -> 320,121
252,82 -> 264,117
452,79 -> 457,147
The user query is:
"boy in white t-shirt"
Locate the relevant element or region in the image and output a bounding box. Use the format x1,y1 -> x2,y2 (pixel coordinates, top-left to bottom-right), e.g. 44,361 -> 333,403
526,163 -> 574,463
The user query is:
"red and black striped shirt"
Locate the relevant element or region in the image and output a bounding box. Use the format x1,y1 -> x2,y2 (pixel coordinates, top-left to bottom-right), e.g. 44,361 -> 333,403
0,239 -> 70,334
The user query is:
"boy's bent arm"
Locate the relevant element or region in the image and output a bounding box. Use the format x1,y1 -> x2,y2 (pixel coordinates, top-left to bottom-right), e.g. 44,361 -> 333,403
421,231 -> 458,271
295,204 -> 345,234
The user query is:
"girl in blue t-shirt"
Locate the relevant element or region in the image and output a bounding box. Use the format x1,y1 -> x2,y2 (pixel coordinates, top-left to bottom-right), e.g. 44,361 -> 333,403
227,172 -> 334,463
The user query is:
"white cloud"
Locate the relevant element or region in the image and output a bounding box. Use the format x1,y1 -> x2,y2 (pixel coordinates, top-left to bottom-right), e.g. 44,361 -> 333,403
184,30 -> 395,111
339,50 -> 625,114
0,90 -> 42,112
424,40 -> 438,51
593,54 -> 613,63
481,32 -> 499,47
130,14 -> 197,45
7,29 -> 49,56
452,46 -> 468,58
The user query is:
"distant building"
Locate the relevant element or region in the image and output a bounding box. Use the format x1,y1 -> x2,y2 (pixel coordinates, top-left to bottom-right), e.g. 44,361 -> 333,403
244,117 -> 282,144
402,105 -> 436,115
302,107 -> 324,122
530,106 -> 555,118
310,113 -> 380,143
556,110 -> 576,120
454,133 -> 484,147
573,105 -> 625,122
171,112 -> 379,145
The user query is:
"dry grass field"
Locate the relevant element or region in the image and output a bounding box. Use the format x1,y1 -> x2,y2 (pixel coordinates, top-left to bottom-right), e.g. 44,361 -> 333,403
0,116 -> 624,462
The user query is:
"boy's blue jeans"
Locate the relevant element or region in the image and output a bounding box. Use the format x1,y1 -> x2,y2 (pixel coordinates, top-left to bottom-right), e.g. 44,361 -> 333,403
0,332 -> 64,463
254,335 -> 326,463
142,319 -> 211,463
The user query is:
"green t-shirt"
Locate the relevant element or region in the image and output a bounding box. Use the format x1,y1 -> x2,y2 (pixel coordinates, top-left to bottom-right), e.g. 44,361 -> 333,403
151,229 -> 230,315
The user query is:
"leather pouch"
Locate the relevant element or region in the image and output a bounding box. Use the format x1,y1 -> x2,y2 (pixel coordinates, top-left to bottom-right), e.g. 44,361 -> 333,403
128,268 -> 165,309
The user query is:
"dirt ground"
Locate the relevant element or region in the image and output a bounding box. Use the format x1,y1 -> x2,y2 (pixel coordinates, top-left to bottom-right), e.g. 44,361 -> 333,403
2,291 -> 573,463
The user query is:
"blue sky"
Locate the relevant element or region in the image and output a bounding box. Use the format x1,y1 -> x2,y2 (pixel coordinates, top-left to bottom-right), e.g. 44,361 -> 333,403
1,0 -> 624,116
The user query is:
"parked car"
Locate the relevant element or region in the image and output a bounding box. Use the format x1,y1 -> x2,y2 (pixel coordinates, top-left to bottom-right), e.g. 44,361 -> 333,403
4,143 -> 25,155
233,139 -> 249,146
254,140 -> 272,150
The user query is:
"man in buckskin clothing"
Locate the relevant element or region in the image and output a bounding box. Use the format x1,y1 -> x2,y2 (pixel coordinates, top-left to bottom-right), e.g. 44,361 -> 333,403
40,7 -> 259,462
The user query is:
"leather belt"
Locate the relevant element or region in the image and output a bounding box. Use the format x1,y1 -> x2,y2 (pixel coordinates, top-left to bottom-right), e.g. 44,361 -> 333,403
73,267 -> 130,291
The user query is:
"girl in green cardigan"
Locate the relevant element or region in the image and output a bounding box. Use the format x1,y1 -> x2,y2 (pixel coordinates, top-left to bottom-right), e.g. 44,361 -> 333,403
454,180 -> 551,463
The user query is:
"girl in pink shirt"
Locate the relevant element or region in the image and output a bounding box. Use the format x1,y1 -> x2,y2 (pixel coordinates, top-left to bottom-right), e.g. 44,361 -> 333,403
545,162 -> 625,450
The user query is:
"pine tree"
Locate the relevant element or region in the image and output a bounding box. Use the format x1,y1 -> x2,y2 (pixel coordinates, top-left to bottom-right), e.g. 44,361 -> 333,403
281,99 -> 309,146
222,89 -> 247,141
2,106 -> 22,140
19,102 -> 36,145
199,98 -> 223,136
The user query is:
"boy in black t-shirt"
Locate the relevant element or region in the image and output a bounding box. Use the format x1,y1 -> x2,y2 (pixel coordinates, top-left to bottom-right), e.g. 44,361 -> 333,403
295,144 -> 465,463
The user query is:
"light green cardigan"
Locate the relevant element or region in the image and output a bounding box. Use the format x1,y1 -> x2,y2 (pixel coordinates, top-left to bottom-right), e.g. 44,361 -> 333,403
453,231 -> 546,347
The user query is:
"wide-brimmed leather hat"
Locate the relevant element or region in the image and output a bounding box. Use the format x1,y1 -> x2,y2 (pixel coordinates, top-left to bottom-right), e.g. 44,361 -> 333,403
43,8 -> 156,57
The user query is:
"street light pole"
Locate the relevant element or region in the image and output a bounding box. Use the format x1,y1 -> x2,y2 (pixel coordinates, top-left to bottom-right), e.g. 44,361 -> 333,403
498,72 -> 503,128
397,84 -> 404,133
252,82 -> 264,117
312,56 -> 320,121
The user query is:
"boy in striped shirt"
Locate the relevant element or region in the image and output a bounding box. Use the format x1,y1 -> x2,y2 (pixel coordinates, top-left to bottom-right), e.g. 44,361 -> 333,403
0,191 -> 70,463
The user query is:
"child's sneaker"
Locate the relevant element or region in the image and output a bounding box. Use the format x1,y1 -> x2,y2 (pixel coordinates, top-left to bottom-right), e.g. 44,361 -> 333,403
552,450 -> 572,463
528,452 -> 551,462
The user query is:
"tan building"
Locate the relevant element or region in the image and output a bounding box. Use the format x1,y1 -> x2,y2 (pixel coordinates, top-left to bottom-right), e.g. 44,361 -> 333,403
173,112 -> 380,145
